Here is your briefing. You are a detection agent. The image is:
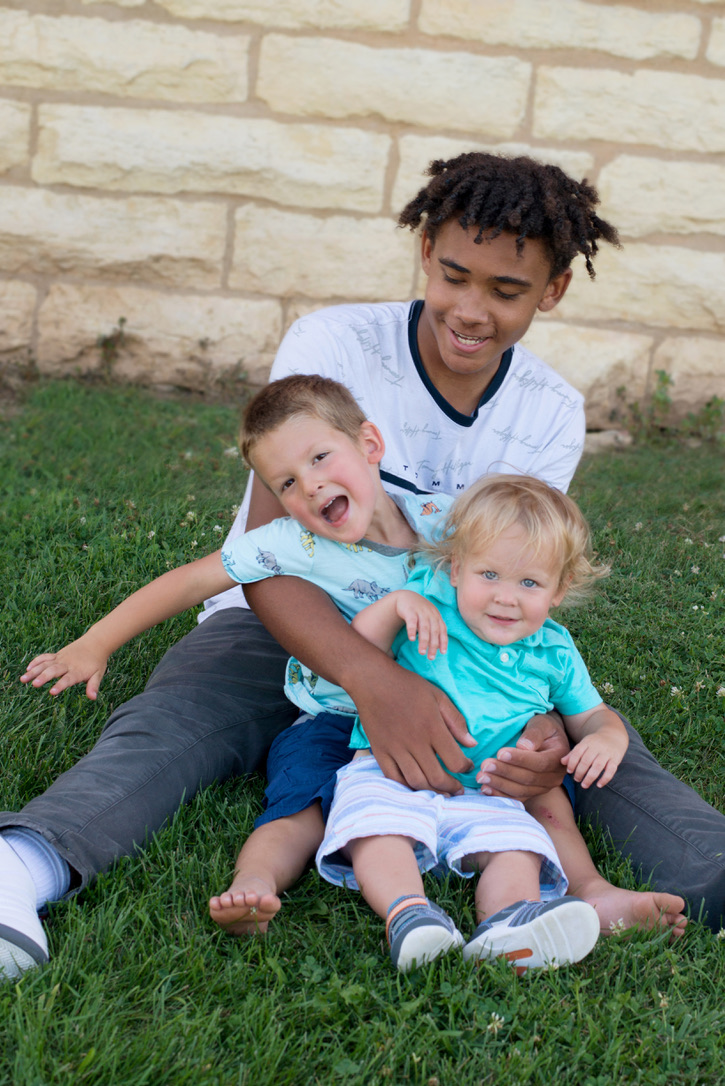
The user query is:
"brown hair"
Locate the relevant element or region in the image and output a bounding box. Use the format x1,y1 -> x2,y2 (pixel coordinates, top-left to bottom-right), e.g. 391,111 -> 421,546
240,374 -> 367,473
398,151 -> 620,279
423,473 -> 608,603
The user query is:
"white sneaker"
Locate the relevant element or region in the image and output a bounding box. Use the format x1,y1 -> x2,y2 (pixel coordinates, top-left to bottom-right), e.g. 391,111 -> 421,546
463,897 -> 599,971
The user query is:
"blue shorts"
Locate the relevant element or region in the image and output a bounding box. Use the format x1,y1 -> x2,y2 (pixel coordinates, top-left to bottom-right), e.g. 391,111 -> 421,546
255,711 -> 355,828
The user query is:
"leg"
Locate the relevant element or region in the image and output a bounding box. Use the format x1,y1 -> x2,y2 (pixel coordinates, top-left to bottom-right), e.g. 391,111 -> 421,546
2,610 -> 297,889
575,715 -> 725,926
466,849 -> 542,922
210,805 -> 325,935
347,834 -> 464,972
528,786 -> 687,937
347,834 -> 425,919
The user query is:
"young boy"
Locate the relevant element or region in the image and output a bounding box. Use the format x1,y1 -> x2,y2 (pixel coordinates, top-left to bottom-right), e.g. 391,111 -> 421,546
317,475 -> 627,971
4,152 -> 718,980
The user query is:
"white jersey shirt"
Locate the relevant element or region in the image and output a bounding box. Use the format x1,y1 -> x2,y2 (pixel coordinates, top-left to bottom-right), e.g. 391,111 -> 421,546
202,301 -> 584,619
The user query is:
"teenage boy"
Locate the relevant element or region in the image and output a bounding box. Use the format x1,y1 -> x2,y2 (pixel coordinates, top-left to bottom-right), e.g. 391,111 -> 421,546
3,152 -> 724,979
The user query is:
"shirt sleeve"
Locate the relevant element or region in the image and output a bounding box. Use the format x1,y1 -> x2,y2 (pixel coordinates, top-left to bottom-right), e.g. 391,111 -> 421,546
221,518 -> 315,585
548,627 -> 603,716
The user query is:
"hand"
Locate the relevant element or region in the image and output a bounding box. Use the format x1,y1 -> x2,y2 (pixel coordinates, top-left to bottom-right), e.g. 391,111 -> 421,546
20,636 -> 109,700
476,712 -> 568,800
561,731 -> 626,789
395,591 -> 447,660
353,660 -> 475,796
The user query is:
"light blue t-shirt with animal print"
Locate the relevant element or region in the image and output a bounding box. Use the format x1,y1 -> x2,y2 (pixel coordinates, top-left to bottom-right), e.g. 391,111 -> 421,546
221,492 -> 450,716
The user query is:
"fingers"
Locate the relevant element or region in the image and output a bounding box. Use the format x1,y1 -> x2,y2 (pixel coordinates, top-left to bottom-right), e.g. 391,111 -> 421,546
20,655 -> 69,690
403,607 -> 448,660
477,746 -> 566,799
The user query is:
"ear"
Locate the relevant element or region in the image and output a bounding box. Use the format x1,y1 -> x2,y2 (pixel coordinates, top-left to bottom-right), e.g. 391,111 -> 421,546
420,230 -> 433,276
537,267 -> 572,313
551,574 -> 571,608
449,555 -> 460,588
360,421 -> 386,464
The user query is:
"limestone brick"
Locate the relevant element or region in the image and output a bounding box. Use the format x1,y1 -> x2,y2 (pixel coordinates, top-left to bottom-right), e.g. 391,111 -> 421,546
0,188 -> 226,288
0,280 -> 36,356
230,206 -> 416,300
599,156 -> 725,237
0,101 -> 31,175
393,134 -> 594,216
534,68 -> 725,153
653,338 -> 725,422
37,285 -> 282,389
707,19 -> 725,66
0,10 -> 248,104
33,106 -> 390,213
257,35 -> 530,136
81,0 -> 145,6
153,0 -> 410,31
420,0 -> 700,61
521,319 -> 652,430
557,245 -> 725,335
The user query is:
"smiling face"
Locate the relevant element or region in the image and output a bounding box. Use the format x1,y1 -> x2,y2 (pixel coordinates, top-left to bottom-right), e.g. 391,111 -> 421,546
449,523 -> 567,646
250,414 -> 386,544
417,221 -> 571,413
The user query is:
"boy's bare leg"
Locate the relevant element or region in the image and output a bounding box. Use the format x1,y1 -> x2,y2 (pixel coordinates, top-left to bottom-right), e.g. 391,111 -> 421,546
346,835 -> 424,917
209,804 -> 325,935
466,850 -> 541,923
527,788 -> 687,937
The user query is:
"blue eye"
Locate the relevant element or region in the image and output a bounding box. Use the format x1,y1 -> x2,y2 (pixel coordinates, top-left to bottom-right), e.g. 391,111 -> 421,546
521,578 -> 537,588
482,570 -> 497,581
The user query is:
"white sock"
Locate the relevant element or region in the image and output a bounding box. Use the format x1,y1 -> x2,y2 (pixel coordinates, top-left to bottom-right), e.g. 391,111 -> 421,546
3,828 -> 71,909
0,836 -> 50,980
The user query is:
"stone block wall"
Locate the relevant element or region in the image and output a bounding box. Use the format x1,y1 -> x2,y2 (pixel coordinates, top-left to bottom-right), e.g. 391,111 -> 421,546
1,0 -> 724,428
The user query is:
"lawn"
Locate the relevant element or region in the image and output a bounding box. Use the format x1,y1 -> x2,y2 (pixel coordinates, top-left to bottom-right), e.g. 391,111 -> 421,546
1,381 -> 724,1086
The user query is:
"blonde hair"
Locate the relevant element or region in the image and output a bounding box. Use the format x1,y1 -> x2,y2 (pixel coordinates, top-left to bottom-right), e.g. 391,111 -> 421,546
423,474 -> 608,604
240,374 -> 367,473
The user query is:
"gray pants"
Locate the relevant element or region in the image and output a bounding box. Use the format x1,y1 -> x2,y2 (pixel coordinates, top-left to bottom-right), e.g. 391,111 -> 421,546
3,609 -> 724,930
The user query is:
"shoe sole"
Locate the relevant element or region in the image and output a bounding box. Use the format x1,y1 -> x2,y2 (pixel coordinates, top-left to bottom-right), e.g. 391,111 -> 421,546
462,900 -> 599,970
0,924 -> 49,982
395,927 -> 464,973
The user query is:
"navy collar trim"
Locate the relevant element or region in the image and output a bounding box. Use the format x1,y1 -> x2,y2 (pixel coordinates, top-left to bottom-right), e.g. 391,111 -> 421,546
407,300 -> 513,427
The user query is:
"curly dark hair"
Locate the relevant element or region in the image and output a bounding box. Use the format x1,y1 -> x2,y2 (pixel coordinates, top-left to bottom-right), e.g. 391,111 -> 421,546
398,152 -> 620,279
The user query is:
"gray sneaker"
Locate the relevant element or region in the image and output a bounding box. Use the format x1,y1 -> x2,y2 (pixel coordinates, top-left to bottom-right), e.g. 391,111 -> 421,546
463,897 -> 600,971
388,899 -> 464,973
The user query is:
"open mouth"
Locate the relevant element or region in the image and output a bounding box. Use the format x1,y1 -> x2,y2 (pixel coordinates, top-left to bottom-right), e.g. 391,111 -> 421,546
321,496 -> 349,525
449,327 -> 491,352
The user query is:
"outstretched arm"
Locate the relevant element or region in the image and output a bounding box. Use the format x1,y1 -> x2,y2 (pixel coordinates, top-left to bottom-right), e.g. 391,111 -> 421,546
20,551 -> 236,699
245,575 -> 473,795
561,703 -> 629,789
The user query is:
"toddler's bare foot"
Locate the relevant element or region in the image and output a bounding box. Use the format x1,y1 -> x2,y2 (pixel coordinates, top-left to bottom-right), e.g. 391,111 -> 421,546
209,874 -> 281,936
573,877 -> 687,938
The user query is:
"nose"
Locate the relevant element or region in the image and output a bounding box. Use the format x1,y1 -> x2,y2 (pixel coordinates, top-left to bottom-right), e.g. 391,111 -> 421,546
453,285 -> 489,327
493,582 -> 516,606
302,469 -> 324,498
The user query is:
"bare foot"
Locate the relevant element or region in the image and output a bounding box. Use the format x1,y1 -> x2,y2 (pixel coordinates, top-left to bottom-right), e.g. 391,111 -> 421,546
209,874 -> 281,936
573,877 -> 687,938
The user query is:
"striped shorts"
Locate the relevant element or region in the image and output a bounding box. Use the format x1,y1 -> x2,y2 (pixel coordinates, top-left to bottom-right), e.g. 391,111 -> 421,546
316,754 -> 567,899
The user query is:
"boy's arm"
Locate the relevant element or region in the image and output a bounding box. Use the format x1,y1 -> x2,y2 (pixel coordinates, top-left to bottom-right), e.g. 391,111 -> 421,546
351,589 -> 448,660
560,703 -> 629,789
21,551 -> 236,700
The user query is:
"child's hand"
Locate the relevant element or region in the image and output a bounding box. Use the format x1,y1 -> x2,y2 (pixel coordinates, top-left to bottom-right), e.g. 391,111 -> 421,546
20,637 -> 109,700
395,591 -> 447,660
561,730 -> 626,789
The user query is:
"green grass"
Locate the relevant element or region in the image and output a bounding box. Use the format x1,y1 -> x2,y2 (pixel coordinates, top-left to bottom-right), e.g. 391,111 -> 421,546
1,381 -> 725,1086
